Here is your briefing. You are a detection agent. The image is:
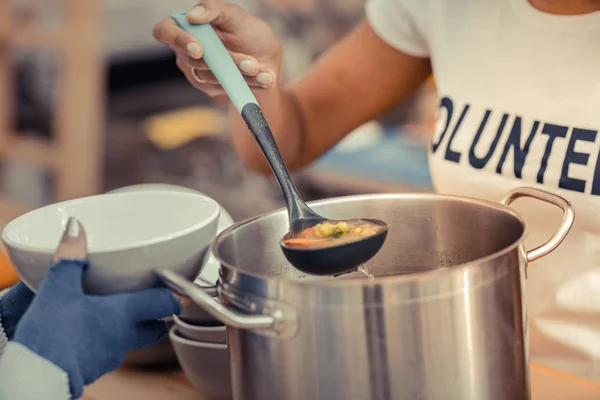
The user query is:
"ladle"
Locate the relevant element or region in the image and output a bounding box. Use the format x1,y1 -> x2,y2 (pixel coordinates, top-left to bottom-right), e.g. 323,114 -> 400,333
171,12 -> 388,276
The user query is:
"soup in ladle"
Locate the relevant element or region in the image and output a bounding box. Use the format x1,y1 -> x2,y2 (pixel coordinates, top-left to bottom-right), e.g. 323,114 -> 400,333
283,220 -> 385,249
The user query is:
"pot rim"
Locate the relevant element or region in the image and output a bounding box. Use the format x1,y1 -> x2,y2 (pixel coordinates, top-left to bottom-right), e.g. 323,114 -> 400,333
212,192 -> 528,286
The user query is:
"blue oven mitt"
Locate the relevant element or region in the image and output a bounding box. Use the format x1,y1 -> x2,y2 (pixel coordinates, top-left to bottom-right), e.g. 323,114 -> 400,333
0,281 -> 35,340
12,217 -> 182,399
14,259 -> 182,398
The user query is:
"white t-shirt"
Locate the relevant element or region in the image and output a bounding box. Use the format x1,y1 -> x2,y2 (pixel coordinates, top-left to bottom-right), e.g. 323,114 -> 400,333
366,0 -> 600,382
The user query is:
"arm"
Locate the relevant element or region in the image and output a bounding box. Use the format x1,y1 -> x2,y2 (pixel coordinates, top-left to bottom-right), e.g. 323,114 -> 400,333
0,288 -> 7,354
0,282 -> 35,341
230,19 -> 432,174
0,342 -> 71,400
0,218 -> 181,400
0,288 -> 69,400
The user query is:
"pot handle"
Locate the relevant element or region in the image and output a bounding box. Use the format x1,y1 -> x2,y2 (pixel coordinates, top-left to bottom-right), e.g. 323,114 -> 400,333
156,269 -> 287,334
500,187 -> 575,263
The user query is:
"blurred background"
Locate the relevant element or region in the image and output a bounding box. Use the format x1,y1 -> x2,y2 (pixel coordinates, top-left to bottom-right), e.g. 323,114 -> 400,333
0,0 -> 437,286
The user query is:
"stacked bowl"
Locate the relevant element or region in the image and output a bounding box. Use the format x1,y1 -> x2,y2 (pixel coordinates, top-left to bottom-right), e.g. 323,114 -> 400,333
171,310 -> 231,400
108,184 -> 234,399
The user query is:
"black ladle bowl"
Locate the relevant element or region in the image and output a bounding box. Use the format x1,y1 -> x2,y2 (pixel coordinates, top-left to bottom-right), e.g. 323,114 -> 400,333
280,218 -> 388,276
172,12 -> 389,276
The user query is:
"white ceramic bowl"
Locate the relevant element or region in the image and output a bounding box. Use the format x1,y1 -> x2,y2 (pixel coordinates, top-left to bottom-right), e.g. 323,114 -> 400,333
170,326 -> 232,400
108,184 -> 235,287
2,191 -> 220,294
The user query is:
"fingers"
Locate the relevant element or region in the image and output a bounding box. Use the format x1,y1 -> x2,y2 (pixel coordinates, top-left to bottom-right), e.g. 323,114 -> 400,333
176,51 -> 276,90
40,259 -> 89,296
134,320 -> 170,348
186,1 -> 250,33
153,17 -> 204,59
121,287 -> 183,322
46,217 -> 88,296
53,217 -> 87,264
153,2 -> 279,94
176,55 -> 216,94
174,48 -> 260,76
171,291 -> 192,308
153,2 -> 257,58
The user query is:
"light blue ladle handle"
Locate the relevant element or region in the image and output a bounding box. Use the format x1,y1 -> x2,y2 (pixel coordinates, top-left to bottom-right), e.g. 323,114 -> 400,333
171,11 -> 321,227
171,11 -> 258,113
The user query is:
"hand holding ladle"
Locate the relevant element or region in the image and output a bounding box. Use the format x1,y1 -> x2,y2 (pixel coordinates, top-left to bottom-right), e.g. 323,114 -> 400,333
171,12 -> 388,276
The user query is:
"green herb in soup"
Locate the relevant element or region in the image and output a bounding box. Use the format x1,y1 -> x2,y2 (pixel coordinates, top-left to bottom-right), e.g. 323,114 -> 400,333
314,221 -> 350,238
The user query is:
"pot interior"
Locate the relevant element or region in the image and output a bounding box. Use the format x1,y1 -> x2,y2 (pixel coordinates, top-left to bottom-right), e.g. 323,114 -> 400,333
214,194 -> 525,281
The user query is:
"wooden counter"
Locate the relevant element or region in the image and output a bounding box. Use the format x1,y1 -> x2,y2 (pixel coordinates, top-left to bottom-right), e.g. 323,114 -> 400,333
84,363 -> 600,400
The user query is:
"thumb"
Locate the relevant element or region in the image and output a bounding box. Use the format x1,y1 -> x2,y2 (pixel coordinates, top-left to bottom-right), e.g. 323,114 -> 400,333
38,259 -> 89,296
187,1 -> 251,33
119,288 -> 183,322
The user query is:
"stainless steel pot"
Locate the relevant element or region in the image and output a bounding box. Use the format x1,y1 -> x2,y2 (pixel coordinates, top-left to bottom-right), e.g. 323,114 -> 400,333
183,187 -> 574,400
